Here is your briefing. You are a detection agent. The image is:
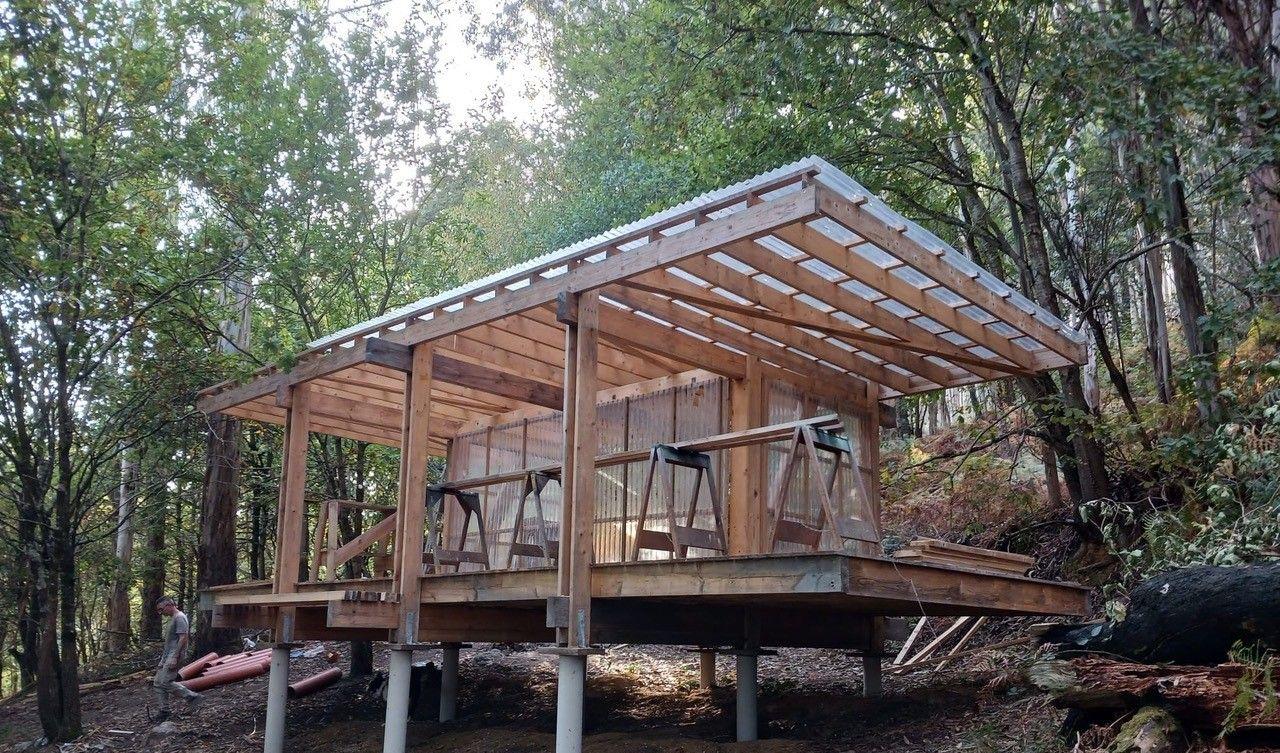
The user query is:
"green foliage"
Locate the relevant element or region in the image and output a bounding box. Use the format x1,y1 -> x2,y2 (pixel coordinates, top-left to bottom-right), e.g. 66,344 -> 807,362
1223,643 -> 1278,737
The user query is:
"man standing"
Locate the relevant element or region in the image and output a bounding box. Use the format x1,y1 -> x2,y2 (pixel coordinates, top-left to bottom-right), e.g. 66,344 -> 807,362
152,596 -> 201,719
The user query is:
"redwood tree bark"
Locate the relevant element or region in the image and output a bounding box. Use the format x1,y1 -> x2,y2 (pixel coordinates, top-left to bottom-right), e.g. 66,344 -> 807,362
195,412 -> 242,656
137,500 -> 165,641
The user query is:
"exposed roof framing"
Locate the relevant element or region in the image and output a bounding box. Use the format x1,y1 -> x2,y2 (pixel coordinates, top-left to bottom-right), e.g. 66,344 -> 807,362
198,156 -> 1087,449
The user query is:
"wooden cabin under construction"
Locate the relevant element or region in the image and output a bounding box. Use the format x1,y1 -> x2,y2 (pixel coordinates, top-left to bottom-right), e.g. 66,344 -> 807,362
195,156 -> 1090,753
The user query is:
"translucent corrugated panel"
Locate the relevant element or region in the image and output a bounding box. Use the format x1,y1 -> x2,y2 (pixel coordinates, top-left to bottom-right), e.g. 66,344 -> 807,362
764,381 -> 872,553
442,377 -> 730,570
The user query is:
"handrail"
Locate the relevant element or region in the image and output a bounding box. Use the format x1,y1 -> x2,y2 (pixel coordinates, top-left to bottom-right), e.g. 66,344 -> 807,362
446,413 -> 848,491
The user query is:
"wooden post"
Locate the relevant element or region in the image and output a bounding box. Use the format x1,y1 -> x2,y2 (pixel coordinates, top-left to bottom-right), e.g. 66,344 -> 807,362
555,296 -> 580,646
699,649 -> 717,689
727,356 -> 765,554
394,343 -> 434,642
858,408 -> 882,543
565,293 -> 599,647
325,500 -> 339,581
273,383 -> 311,600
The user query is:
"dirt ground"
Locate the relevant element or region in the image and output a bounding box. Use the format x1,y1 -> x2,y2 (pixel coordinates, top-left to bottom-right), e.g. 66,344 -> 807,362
0,641 -> 1072,753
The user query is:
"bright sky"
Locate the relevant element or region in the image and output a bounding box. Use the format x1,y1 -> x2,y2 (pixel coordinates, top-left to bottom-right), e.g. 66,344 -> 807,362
343,0 -> 552,129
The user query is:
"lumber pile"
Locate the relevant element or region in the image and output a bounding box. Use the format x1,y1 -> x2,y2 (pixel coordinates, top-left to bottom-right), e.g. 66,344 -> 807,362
1032,656 -> 1280,742
892,538 -> 1034,576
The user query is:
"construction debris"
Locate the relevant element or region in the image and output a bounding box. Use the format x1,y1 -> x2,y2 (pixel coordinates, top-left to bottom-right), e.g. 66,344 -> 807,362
892,539 -> 1034,575
288,667 -> 344,699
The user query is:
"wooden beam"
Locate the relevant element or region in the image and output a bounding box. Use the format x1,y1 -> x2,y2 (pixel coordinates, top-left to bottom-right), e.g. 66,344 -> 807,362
814,188 -> 1086,365
273,384 -> 312,598
270,384 -> 312,641
664,254 -> 958,386
198,340 -> 373,414
555,296 -> 579,645
662,252 -> 1021,380
391,186 -> 820,347
452,369 -> 721,436
593,303 -> 748,379
488,310 -> 641,376
433,352 -> 562,410
330,510 -> 398,577
394,343 -> 434,641
771,223 -> 1042,373
604,282 -> 901,395
294,167 -> 818,355
475,316 -> 666,385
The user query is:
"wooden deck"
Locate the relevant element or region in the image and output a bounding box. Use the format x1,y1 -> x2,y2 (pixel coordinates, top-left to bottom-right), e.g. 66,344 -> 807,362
206,552 -> 1087,649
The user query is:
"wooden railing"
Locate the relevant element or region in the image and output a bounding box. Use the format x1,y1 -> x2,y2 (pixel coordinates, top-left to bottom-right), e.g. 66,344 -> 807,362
309,499 -> 397,582
304,414 -> 882,584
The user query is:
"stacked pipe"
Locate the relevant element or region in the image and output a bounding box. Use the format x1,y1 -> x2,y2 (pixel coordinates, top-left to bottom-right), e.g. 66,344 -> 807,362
174,646 -> 345,698
177,648 -> 272,692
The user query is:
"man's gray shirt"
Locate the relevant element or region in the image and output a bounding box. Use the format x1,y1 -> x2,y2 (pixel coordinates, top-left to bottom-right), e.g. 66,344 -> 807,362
159,610 -> 190,666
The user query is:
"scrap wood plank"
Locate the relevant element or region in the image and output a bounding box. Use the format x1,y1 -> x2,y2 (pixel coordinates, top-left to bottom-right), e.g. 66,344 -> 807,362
934,616 -> 987,671
902,616 -> 972,666
891,550 -> 1029,574
893,617 -> 930,665
912,538 -> 1034,565
888,636 -> 1032,675
893,538 -> 1034,575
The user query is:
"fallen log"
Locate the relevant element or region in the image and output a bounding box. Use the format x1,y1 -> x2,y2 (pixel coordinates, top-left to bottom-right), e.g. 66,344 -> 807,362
1041,563 -> 1280,664
1031,656 -> 1280,733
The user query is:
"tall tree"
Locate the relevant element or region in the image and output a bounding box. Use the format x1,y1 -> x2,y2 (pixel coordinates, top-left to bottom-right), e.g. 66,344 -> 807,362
0,0 -> 220,737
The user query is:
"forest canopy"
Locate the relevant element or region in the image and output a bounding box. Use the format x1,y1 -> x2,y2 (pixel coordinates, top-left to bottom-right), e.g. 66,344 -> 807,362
1,0 -> 1278,742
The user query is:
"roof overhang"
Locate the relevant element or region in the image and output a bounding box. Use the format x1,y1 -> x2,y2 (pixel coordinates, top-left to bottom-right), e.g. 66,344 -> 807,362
197,157 -> 1087,449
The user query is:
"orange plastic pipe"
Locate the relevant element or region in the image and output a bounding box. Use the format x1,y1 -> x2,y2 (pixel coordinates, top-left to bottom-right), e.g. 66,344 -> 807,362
178,659 -> 269,692
206,650 -> 271,671
178,652 -> 220,680
287,667 -> 343,698
209,649 -> 270,667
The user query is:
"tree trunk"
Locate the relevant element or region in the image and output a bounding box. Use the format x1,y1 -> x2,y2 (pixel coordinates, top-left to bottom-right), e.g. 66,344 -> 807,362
1131,0 -> 1220,421
956,9 -> 1111,509
1156,137 -> 1220,421
1042,442 -> 1064,509
138,494 -> 165,641
1187,0 -> 1280,271
195,413 -> 242,656
106,449 -> 136,653
1121,130 -> 1175,404
1140,241 -> 1174,404
195,271 -> 253,653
